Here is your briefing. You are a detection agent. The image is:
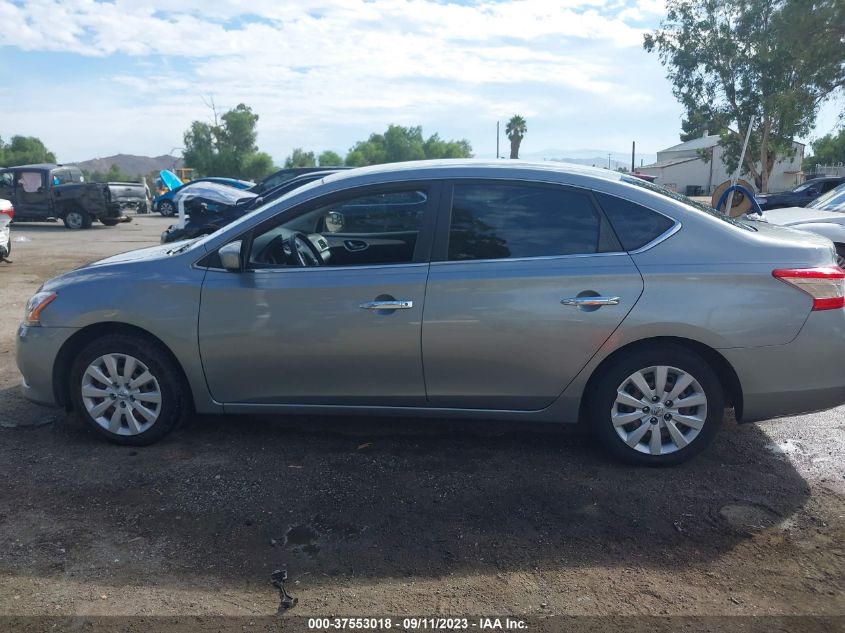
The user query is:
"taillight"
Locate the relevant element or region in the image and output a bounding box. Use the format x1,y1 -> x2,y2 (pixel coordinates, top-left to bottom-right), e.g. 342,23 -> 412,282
773,267 -> 845,311
0,205 -> 12,220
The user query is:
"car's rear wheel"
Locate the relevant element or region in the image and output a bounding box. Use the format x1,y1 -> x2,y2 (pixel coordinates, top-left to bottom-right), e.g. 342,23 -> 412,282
158,200 -> 176,216
70,334 -> 189,445
589,346 -> 724,465
63,208 -> 92,229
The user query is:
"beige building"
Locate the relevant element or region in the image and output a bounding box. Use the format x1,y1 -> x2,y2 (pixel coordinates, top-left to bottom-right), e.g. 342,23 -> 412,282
638,134 -> 804,195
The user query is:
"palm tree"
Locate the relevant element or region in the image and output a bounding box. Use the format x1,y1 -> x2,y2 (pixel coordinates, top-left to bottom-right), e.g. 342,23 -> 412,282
505,115 -> 527,159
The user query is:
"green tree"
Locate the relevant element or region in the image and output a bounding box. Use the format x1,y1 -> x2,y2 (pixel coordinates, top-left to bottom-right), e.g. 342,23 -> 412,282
284,148 -> 317,168
679,107 -> 728,142
644,0 -> 845,192
241,152 -> 275,181
0,135 -> 57,166
344,124 -> 472,167
182,103 -> 274,179
423,133 -> 472,159
804,128 -> 845,169
505,115 -> 527,159
318,150 -> 343,166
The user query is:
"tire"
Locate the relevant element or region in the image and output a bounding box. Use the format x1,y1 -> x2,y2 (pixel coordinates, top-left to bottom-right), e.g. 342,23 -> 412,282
101,218 -> 120,226
69,334 -> 190,446
158,200 -> 176,217
588,345 -> 724,466
63,208 -> 92,229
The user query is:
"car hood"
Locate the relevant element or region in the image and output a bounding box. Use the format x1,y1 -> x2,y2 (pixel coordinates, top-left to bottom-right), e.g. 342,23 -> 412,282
173,181 -> 257,206
764,207 -> 845,226
41,243 -> 195,292
159,170 -> 183,191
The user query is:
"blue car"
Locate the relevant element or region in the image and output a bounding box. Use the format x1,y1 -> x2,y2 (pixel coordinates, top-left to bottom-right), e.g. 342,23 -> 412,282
153,172 -> 254,216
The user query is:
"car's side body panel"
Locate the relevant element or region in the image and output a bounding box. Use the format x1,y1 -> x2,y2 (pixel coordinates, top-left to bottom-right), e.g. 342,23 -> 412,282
199,263 -> 430,405
422,254 -> 644,410
34,250 -> 221,413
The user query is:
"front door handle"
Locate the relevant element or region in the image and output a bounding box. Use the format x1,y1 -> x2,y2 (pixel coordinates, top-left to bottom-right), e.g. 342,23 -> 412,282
359,300 -> 414,310
561,296 -> 620,307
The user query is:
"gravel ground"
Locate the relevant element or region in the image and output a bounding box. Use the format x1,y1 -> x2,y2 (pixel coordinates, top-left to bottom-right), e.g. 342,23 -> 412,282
0,215 -> 843,622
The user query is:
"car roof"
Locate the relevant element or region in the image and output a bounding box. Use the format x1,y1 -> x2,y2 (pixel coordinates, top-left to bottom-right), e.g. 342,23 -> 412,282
319,159 -> 625,187
1,163 -> 59,171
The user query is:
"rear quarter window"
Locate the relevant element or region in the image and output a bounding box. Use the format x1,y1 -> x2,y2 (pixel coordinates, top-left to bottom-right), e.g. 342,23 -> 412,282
595,192 -> 675,251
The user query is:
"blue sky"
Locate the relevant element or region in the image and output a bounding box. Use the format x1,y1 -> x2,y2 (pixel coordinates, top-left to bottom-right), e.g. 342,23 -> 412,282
0,0 -> 842,165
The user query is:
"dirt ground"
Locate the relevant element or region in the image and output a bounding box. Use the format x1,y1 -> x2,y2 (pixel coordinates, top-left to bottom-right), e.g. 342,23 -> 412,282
0,215 -> 843,623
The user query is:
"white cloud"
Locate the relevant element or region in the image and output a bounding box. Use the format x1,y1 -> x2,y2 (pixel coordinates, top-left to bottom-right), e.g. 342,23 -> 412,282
0,0 -> 687,161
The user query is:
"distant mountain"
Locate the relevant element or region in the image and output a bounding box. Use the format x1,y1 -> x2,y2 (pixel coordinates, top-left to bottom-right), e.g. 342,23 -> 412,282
70,154 -> 183,178
518,148 -> 657,169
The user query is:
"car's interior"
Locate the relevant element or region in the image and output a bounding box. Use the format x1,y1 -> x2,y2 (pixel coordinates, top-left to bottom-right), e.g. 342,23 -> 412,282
248,189 -> 427,268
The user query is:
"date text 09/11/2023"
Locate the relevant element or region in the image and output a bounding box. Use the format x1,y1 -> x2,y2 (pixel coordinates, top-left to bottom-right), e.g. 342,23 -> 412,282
306,617 -> 529,630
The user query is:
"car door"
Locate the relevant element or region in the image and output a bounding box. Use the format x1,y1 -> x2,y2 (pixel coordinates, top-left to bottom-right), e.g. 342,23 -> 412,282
12,169 -> 50,219
421,180 -> 644,410
197,181 -> 440,406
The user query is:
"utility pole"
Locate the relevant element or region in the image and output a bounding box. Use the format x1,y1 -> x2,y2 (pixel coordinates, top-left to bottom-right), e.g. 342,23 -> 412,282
496,122 -> 500,159
607,153 -> 611,169
631,141 -> 635,172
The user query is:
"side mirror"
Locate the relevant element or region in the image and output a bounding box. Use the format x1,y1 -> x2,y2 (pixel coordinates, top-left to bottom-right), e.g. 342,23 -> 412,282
219,240 -> 243,272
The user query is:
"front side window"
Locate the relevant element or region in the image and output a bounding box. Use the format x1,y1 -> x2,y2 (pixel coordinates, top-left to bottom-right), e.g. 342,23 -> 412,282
447,183 -> 601,261
248,188 -> 429,268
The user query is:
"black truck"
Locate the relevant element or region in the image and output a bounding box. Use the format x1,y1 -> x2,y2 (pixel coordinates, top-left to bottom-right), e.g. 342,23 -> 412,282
0,164 -> 130,228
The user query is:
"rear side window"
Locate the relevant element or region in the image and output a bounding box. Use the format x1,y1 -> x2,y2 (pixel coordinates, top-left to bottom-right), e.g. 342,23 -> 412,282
448,183 -> 601,261
595,192 -> 675,251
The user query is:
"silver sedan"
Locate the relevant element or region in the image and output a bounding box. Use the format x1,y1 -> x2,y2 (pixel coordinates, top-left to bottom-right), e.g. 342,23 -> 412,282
763,183 -> 845,266
16,160 -> 845,465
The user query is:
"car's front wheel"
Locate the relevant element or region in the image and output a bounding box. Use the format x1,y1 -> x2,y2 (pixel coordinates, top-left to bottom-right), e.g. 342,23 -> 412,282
158,200 -> 176,216
589,346 -> 724,465
63,208 -> 92,229
70,334 -> 190,445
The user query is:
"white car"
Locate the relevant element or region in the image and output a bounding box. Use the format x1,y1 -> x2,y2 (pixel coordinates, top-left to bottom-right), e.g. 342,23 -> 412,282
0,197 -> 12,261
764,183 -> 845,266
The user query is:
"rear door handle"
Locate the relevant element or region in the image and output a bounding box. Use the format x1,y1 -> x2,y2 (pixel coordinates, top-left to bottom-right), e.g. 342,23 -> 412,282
359,300 -> 414,310
561,296 -> 620,307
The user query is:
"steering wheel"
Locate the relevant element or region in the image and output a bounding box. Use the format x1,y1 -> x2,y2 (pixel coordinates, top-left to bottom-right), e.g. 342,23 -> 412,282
291,232 -> 323,267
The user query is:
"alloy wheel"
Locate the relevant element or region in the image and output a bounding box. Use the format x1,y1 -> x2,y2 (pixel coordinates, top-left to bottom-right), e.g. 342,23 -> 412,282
610,365 -> 707,456
81,353 -> 162,435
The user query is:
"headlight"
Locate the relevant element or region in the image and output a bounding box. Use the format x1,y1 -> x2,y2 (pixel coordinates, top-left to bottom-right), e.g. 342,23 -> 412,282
24,291 -> 57,326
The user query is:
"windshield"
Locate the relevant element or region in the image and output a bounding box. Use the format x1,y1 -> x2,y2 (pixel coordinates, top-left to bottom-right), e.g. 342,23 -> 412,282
620,175 -> 755,230
808,183 -> 845,211
794,180 -> 820,192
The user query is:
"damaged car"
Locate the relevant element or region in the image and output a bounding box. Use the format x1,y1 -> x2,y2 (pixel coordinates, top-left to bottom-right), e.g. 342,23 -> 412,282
160,171 -> 339,244
0,164 -> 130,228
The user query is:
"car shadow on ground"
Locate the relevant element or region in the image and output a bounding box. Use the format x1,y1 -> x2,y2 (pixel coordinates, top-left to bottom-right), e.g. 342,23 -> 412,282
0,388 -> 811,591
